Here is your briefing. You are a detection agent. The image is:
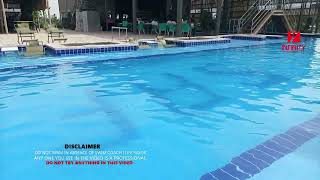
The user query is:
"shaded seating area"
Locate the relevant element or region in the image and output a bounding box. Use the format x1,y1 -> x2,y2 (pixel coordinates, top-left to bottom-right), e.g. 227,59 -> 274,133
143,22 -> 191,37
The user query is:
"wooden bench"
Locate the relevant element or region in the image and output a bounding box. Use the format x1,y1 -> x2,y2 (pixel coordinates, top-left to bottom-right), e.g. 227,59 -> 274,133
48,30 -> 65,43
22,39 -> 43,46
17,31 -> 36,44
52,38 -> 68,43
14,21 -> 36,44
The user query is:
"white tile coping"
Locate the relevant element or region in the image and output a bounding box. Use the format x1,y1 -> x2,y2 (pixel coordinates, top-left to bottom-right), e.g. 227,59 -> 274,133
46,42 -> 139,51
166,37 -> 231,43
0,47 -> 19,52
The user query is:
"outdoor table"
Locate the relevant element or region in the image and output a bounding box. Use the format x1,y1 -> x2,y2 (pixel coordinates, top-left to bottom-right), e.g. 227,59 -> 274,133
14,21 -> 34,26
112,26 -> 128,40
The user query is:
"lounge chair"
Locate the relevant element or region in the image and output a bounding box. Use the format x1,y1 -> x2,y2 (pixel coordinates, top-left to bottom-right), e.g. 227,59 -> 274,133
47,26 -> 67,43
15,23 -> 36,44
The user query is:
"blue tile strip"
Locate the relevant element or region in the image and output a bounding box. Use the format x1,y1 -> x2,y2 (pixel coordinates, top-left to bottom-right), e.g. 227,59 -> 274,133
0,40 -> 284,73
223,35 -> 283,41
175,39 -> 231,47
45,45 -> 138,56
18,46 -> 26,52
200,115 -> 320,180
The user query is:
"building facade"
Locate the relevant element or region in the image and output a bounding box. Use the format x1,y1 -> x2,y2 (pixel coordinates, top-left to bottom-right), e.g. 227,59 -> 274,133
0,0 -> 48,33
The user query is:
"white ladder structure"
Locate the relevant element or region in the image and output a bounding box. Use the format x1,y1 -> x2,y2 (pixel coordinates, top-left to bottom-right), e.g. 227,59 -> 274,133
229,0 -> 301,34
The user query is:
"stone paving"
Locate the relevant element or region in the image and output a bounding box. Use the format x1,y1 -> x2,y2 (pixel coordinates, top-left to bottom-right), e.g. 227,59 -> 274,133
0,29 -> 156,47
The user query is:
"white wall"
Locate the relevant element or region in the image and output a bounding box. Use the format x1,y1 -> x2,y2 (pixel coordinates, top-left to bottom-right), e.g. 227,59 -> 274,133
49,0 -> 60,18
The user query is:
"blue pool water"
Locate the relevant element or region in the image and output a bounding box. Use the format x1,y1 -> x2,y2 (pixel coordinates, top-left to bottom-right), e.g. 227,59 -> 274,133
0,38 -> 320,180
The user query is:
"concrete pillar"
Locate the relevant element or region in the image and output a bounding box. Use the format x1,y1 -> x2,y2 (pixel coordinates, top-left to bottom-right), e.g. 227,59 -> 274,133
176,0 -> 183,36
316,1 -> 320,33
0,0 -> 8,33
132,0 -> 137,33
215,0 -> 224,35
166,0 -> 171,18
297,0 -> 305,31
48,8 -> 52,25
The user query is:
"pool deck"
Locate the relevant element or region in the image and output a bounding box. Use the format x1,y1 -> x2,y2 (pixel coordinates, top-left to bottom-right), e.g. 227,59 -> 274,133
1,31 -> 318,49
0,38 -> 285,72
0,30 -> 286,48
0,30 -> 155,48
0,31 -> 287,56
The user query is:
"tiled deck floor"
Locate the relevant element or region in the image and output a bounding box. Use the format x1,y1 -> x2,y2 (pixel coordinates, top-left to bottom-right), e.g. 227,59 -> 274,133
0,30 -> 155,47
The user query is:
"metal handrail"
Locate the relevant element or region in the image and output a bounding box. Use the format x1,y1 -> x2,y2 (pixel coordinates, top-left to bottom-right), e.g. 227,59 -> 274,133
239,0 -> 260,29
230,0 -> 261,33
283,0 -> 297,31
228,19 -> 241,33
240,0 -> 260,22
251,0 -> 273,33
252,0 -> 271,23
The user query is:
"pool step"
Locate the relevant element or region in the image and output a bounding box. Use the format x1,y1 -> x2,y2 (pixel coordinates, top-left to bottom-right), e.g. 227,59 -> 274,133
0,47 -> 19,54
138,40 -> 159,48
167,38 -> 231,47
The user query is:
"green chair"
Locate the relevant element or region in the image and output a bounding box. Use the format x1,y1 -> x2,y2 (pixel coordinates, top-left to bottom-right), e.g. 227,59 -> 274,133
138,22 -> 145,35
167,24 -> 176,36
122,20 -> 129,28
158,23 -> 167,35
182,23 -> 191,37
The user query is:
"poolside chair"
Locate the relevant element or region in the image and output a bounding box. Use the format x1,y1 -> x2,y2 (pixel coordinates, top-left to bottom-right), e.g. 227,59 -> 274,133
182,23 -> 191,37
122,20 -> 129,28
15,23 -> 36,44
167,24 -> 176,36
158,23 -> 167,35
138,21 -> 145,35
47,26 -> 67,43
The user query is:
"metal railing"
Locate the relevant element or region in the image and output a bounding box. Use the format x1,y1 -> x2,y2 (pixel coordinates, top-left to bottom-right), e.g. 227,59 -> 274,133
228,0 -> 319,33
282,0 -> 297,31
251,0 -> 275,33
228,0 -> 261,33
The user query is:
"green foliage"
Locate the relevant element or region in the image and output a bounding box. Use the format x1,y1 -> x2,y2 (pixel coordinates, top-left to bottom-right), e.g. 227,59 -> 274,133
32,11 -> 62,30
51,15 -> 62,28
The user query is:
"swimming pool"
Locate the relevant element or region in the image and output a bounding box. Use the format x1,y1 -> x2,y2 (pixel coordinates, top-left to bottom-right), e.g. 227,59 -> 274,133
0,38 -> 320,180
